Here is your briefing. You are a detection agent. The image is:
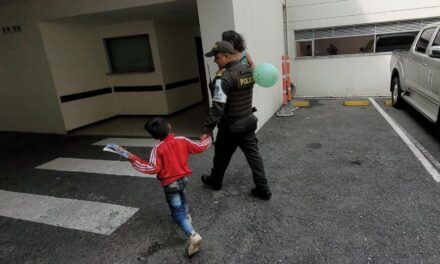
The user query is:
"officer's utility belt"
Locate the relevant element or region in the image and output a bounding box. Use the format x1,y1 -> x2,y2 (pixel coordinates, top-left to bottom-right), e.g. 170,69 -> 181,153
226,114 -> 258,134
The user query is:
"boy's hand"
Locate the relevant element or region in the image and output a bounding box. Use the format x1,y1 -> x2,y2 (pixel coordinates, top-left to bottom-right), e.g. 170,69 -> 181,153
200,134 -> 210,141
103,143 -> 131,159
114,145 -> 128,153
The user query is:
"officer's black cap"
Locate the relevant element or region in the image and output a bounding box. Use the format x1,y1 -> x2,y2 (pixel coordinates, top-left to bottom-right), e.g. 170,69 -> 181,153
205,41 -> 235,57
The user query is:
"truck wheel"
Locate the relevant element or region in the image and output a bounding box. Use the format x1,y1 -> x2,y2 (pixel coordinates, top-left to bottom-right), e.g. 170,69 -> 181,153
391,76 -> 404,108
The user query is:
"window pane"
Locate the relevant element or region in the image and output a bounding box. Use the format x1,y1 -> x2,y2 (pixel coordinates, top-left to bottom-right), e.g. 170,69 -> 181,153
105,34 -> 155,73
432,30 -> 440,46
376,32 -> 418,52
296,41 -> 312,57
314,35 -> 374,56
415,28 -> 436,54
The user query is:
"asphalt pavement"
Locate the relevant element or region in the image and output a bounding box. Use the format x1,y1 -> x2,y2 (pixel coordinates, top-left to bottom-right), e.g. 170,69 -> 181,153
1,98 -> 440,264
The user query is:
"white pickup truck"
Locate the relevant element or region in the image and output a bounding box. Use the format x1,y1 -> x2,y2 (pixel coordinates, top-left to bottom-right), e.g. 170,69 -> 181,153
390,23 -> 440,123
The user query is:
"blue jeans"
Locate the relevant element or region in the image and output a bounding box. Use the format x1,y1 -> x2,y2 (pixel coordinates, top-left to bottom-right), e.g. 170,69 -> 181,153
163,177 -> 194,236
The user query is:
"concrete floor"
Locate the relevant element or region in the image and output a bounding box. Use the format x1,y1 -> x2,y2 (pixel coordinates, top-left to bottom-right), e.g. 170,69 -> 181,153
71,104 -> 207,138
1,98 -> 440,263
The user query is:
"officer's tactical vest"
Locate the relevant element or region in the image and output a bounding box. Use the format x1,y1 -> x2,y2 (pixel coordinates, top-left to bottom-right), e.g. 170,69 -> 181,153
224,62 -> 255,119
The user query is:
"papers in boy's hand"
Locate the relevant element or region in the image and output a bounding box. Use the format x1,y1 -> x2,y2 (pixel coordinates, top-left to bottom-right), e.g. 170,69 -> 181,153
103,144 -> 131,159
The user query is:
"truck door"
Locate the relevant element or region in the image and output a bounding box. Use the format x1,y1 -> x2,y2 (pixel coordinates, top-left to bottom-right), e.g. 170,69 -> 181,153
424,27 -> 440,111
410,27 -> 436,95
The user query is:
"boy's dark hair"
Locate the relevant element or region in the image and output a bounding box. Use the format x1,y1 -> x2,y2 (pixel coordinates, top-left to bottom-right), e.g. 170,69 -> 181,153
145,117 -> 169,140
222,30 -> 246,52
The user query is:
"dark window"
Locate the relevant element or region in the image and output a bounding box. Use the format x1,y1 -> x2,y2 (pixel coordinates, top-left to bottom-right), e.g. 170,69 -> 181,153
104,34 -> 155,73
314,35 -> 374,56
415,28 -> 436,54
432,29 -> 440,46
375,32 -> 418,52
296,41 -> 312,57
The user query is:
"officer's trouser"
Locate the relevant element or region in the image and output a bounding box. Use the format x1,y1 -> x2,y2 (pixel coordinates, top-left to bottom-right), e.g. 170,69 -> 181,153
210,126 -> 269,191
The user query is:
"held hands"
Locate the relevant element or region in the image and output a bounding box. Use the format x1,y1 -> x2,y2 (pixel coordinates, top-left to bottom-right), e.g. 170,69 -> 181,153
200,134 -> 211,141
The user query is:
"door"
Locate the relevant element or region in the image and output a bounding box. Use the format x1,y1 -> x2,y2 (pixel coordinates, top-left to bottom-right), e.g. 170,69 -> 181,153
425,27 -> 440,115
410,27 -> 436,95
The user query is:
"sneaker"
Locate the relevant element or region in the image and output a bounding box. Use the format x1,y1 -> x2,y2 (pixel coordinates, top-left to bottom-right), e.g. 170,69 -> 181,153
188,232 -> 202,256
251,188 -> 272,200
201,174 -> 222,190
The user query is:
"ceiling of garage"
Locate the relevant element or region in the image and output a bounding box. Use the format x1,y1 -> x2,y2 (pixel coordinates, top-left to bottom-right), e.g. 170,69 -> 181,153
54,0 -> 199,26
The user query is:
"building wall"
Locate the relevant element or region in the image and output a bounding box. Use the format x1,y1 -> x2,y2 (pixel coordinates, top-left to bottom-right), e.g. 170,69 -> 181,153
2,0 -> 284,133
293,54 -> 391,97
232,0 -> 284,128
288,0 -> 440,30
39,22 -> 118,131
196,0 -> 235,79
0,1 -> 65,133
39,18 -> 204,130
98,20 -> 168,116
287,0 -> 440,97
155,20 -> 203,114
40,20 -> 168,130
197,0 -> 284,128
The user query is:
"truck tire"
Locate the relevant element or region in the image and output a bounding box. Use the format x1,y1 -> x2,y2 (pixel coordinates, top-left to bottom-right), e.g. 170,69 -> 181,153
391,76 -> 405,108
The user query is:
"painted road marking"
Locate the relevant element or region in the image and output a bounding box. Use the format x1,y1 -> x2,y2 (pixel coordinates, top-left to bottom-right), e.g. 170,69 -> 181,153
36,158 -> 156,178
384,99 -> 392,106
293,100 -> 310,108
93,138 -> 159,148
370,98 -> 440,182
343,100 -> 370,106
0,190 -> 138,235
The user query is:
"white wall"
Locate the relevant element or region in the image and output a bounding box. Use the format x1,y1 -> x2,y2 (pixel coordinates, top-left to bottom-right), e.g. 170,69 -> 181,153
155,20 -> 203,114
196,0 -> 235,79
39,19 -> 168,130
0,1 -> 65,133
2,0 -> 284,133
232,0 -> 284,128
287,0 -> 440,97
39,22 -> 117,130
197,0 -> 284,128
99,20 -> 168,115
294,55 -> 391,97
288,0 -> 440,30
0,0 -> 211,133
39,18 -> 203,130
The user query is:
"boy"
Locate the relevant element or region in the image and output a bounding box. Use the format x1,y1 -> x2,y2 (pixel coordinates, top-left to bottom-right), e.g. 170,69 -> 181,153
127,117 -> 212,256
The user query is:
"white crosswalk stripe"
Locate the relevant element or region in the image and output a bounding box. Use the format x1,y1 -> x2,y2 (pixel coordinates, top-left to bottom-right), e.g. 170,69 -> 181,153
13,139 -> 158,235
93,137 -> 159,147
36,158 -> 156,178
0,190 -> 139,235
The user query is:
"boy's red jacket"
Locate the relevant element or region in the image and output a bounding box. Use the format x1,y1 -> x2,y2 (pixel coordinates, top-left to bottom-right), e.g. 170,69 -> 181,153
128,134 -> 212,186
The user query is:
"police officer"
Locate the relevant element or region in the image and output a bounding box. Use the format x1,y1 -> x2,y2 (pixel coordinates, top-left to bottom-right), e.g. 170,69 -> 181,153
200,41 -> 271,200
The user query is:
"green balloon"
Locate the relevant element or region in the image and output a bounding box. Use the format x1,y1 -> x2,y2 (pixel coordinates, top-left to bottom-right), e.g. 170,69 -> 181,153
253,63 -> 279,88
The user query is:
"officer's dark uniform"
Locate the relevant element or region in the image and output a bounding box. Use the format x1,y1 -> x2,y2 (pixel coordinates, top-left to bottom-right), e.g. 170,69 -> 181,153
202,41 -> 271,199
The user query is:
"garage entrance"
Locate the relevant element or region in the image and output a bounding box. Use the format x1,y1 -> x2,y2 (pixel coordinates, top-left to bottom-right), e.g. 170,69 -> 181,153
39,0 -> 209,137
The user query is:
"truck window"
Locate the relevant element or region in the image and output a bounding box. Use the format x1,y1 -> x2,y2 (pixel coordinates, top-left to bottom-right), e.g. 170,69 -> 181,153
432,29 -> 440,47
415,27 -> 436,54
376,32 -> 417,52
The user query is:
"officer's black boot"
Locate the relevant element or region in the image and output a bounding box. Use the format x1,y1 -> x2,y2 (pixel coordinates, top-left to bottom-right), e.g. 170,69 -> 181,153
201,174 -> 222,190
251,188 -> 272,200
